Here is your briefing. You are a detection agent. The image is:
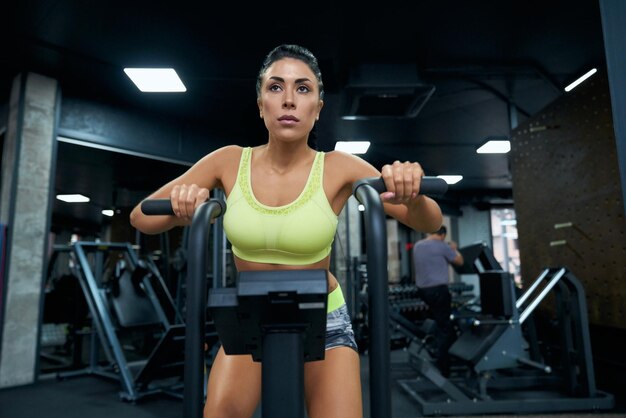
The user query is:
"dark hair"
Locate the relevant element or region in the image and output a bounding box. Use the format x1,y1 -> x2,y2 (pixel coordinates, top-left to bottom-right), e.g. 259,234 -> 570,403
434,225 -> 447,235
256,44 -> 324,150
256,44 -> 324,100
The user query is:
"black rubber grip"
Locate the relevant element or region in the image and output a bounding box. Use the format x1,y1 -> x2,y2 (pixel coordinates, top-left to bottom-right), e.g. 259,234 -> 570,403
140,198 -> 227,217
141,199 -> 174,215
355,176 -> 448,196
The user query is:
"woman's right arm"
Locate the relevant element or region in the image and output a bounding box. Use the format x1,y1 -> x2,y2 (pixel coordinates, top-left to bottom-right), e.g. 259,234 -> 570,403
129,145 -> 239,235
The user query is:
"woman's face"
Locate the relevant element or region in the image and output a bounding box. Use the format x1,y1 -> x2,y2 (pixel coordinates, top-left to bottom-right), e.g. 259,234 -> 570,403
257,57 -> 323,143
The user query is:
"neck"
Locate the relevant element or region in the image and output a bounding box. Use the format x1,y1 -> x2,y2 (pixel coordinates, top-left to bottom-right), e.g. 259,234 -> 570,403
427,234 -> 444,241
260,141 -> 314,173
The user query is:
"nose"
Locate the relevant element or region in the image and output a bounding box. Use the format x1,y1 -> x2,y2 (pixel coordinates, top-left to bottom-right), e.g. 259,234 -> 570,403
282,89 -> 295,109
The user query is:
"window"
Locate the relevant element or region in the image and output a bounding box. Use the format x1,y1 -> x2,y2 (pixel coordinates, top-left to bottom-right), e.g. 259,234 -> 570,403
490,208 -> 521,285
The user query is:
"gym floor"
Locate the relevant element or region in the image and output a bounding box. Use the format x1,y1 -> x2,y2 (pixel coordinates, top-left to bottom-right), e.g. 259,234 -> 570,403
1,350 -> 624,418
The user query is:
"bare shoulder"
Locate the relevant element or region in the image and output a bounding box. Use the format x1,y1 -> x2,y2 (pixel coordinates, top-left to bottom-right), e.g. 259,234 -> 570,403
202,144 -> 243,164
324,150 -> 382,212
192,145 -> 241,173
172,144 -> 243,191
325,150 -> 381,182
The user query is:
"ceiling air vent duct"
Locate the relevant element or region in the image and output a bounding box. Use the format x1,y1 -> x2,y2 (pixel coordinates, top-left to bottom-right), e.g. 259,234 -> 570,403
341,63 -> 435,119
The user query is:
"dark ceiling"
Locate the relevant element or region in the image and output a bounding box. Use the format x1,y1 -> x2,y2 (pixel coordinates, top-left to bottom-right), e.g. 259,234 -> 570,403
1,1 -> 608,232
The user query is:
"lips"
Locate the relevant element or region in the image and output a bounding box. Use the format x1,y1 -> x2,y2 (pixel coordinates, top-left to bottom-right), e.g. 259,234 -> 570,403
278,115 -> 300,122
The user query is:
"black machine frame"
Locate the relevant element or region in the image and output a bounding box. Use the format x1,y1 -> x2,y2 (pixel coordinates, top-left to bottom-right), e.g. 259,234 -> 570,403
140,176 -> 448,418
47,241 -> 218,402
398,242 -> 615,416
208,269 -> 328,418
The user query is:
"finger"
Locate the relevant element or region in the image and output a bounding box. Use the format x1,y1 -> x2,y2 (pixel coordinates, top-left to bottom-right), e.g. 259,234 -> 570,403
412,163 -> 424,198
184,184 -> 199,219
393,161 -> 405,201
170,185 -> 181,217
402,162 -> 416,201
178,184 -> 190,218
195,188 -> 210,209
380,164 -> 396,200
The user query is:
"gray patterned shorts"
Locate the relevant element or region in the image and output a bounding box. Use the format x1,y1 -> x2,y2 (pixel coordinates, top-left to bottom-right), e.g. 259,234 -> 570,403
325,303 -> 358,352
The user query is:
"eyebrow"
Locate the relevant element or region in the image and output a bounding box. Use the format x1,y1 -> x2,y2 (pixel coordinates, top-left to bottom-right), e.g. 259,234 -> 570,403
268,76 -> 313,84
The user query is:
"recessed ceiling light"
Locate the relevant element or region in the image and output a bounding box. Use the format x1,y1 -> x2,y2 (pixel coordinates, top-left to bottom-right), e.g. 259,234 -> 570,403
102,209 -> 114,217
56,194 -> 90,203
123,68 -> 187,92
335,141 -> 371,154
437,175 -> 463,185
564,68 -> 597,92
476,140 -> 511,154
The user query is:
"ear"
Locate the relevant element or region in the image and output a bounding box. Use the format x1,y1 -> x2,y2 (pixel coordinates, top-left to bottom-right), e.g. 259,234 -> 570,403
257,99 -> 263,118
316,99 -> 324,121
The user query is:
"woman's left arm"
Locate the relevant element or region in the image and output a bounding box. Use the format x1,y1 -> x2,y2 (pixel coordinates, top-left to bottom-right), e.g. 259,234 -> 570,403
328,153 -> 443,233
385,193 -> 442,233
379,160 -> 443,233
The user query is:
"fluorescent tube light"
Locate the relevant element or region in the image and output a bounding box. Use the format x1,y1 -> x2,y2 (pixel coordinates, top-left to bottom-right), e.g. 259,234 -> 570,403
564,68 -> 597,92
437,175 -> 463,185
335,141 -> 371,154
124,68 -> 187,92
102,209 -> 114,217
57,194 -> 90,203
476,140 -> 511,154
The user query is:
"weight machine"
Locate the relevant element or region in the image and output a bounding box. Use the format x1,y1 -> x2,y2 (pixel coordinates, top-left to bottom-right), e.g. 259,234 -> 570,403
397,243 -> 614,415
49,241 -> 218,401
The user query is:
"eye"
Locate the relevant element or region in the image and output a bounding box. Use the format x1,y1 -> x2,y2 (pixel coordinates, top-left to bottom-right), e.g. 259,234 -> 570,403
297,85 -> 311,93
268,83 -> 283,92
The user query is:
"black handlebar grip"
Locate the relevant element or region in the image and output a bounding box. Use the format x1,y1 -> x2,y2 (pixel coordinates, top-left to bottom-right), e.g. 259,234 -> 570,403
141,199 -> 174,216
353,176 -> 448,197
140,198 -> 227,217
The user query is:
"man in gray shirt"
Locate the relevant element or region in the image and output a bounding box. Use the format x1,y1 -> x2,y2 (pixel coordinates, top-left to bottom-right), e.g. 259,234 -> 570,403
412,225 -> 463,376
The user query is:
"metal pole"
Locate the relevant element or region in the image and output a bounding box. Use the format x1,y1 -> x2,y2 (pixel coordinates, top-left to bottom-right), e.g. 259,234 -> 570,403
262,333 -> 305,418
212,189 -> 226,288
519,268 -> 566,324
73,243 -> 137,399
184,199 -> 225,418
344,201 -> 353,318
354,183 -> 391,418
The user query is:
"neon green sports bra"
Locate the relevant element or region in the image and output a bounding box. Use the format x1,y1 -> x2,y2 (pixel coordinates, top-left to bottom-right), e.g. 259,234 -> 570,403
223,147 -> 338,265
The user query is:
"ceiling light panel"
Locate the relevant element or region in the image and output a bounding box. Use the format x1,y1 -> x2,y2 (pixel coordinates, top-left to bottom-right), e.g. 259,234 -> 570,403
124,68 -> 187,92
56,194 -> 90,203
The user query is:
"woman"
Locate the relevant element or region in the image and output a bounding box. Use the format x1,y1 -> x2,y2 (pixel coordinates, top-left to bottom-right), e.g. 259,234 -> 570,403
130,44 -> 442,418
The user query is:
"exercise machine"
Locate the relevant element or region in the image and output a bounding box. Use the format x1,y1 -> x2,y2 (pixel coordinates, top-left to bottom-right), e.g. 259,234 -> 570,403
397,243 -> 615,415
47,241 -> 218,401
141,176 -> 448,418
209,269 -> 328,418
353,176 -> 446,417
